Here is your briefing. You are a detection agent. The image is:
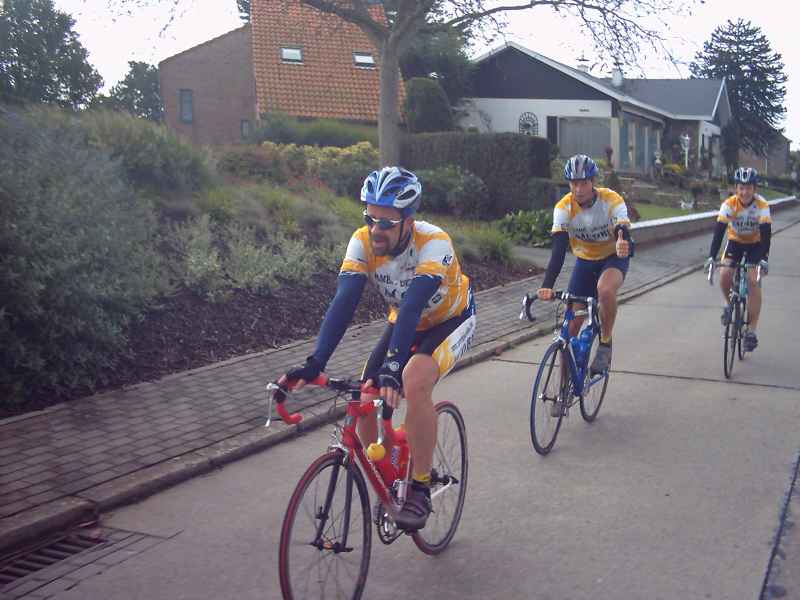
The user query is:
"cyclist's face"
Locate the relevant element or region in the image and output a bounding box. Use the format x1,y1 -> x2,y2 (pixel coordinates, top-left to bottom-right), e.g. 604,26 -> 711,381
365,205 -> 408,256
736,183 -> 755,204
569,178 -> 594,204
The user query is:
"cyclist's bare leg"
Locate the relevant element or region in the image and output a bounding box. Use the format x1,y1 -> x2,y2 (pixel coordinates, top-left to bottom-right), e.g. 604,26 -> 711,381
719,264 -> 734,303
596,268 -> 624,341
402,354 -> 439,476
569,304 -> 585,338
357,392 -> 378,446
746,267 -> 762,330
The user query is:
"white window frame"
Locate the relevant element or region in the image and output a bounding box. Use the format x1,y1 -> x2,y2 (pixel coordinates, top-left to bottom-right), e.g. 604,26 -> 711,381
353,52 -> 376,68
280,47 -> 303,64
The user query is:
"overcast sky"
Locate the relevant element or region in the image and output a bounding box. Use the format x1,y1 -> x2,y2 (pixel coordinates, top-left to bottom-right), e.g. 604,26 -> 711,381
56,0 -> 797,151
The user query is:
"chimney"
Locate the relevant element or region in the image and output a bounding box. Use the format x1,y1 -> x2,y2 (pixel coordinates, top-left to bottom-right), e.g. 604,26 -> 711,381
577,55 -> 590,74
611,60 -> 624,88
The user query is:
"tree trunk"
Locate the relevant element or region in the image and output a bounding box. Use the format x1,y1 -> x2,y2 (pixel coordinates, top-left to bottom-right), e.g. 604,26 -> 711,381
378,41 -> 401,166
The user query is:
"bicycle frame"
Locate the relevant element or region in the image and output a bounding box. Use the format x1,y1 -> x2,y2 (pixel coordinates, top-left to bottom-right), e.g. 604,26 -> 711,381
521,291 -> 606,402
266,374 -> 410,524
267,375 -> 458,531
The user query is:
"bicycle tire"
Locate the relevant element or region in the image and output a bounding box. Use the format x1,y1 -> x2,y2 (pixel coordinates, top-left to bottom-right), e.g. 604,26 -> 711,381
279,451 -> 372,600
738,295 -> 747,360
412,401 -> 468,555
723,300 -> 738,379
580,333 -> 609,422
530,342 -> 566,455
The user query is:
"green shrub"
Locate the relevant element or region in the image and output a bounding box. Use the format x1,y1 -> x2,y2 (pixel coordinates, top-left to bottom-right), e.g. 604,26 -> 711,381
0,105 -> 165,406
216,144 -> 290,183
401,132 -> 551,215
82,109 -> 215,194
404,77 -> 454,133
497,209 -> 554,247
527,177 -> 562,210
165,215 -> 227,301
305,142 -> 379,197
416,166 -> 490,217
224,224 -> 279,294
254,112 -> 378,148
459,227 -> 513,265
252,112 -> 298,144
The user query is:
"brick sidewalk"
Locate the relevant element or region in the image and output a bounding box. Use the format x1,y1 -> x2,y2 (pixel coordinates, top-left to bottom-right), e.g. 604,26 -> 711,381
2,204 -> 799,552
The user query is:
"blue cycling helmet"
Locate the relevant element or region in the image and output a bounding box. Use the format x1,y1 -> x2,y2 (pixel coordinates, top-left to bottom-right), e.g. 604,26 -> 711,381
360,167 -> 422,217
733,167 -> 758,185
564,154 -> 598,181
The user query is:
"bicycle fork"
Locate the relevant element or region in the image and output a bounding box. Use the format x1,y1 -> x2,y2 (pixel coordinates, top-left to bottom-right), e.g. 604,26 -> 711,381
312,457 -> 355,554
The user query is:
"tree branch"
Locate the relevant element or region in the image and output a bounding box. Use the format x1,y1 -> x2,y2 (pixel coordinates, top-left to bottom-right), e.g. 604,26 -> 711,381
299,0 -> 389,41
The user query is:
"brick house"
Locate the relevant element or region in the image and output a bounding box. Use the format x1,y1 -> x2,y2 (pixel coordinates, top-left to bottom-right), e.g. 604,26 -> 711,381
160,1 -> 400,145
160,25 -> 257,146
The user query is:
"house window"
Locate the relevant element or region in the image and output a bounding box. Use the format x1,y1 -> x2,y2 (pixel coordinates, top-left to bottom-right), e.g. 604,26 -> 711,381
241,119 -> 252,140
519,112 -> 539,136
353,52 -> 376,68
179,89 -> 193,124
281,47 -> 303,63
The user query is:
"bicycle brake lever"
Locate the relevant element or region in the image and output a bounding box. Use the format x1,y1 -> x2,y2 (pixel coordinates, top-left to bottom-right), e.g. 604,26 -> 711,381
520,294 -> 536,322
265,382 -> 302,428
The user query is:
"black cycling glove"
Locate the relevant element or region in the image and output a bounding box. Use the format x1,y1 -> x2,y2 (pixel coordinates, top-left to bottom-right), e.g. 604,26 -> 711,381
285,355 -> 323,383
376,357 -> 402,391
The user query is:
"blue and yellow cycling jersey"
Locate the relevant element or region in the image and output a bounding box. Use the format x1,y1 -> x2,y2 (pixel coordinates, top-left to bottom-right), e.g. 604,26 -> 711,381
717,194 -> 771,244
551,187 -> 630,261
340,221 -> 470,330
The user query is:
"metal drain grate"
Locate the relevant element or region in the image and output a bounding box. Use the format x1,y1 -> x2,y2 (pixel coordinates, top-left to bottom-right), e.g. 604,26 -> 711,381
0,531 -> 108,587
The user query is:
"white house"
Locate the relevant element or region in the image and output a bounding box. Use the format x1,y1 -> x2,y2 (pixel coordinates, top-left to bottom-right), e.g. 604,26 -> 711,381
459,42 -> 732,176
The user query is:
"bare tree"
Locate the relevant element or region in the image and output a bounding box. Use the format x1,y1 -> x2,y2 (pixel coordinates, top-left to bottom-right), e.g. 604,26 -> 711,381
113,0 -> 696,165
297,0 -> 694,165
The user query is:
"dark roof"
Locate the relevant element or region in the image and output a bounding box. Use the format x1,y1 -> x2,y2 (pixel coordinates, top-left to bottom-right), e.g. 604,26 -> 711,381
595,77 -> 724,117
473,43 -> 727,121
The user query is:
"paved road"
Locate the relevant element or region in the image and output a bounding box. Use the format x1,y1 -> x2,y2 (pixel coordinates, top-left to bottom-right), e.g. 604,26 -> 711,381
15,222 -> 798,600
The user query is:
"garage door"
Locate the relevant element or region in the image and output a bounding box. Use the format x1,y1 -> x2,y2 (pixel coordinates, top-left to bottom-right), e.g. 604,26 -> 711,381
558,117 -> 611,158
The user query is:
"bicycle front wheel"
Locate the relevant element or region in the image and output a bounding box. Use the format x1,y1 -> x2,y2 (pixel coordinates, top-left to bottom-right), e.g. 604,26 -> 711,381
580,334 -> 609,422
737,295 -> 747,360
413,401 -> 468,555
279,451 -> 372,600
530,342 -> 566,455
723,301 -> 739,379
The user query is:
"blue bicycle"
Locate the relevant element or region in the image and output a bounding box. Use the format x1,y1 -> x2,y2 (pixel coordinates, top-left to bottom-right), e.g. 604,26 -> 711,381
521,291 -> 610,455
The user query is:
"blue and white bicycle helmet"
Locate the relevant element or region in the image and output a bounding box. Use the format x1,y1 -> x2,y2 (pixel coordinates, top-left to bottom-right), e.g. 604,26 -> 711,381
360,167 -> 422,217
564,154 -> 598,181
733,167 -> 758,185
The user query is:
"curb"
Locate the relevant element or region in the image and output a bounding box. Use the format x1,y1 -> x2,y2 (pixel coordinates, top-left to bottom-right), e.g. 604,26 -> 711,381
3,213 -> 800,555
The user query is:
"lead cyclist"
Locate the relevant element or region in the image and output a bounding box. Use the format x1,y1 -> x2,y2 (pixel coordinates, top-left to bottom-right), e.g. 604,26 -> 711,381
278,166 -> 476,531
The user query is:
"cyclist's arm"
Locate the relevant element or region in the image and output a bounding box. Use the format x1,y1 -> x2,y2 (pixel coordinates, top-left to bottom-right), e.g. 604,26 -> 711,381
757,222 -> 771,260
708,221 -> 727,259
385,275 -> 441,369
311,272 -> 367,368
541,231 -> 569,289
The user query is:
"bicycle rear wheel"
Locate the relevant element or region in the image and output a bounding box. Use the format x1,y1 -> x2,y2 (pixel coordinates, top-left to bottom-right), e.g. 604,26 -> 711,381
723,300 -> 739,379
413,401 -> 468,555
580,334 -> 609,422
279,451 -> 372,600
530,342 -> 566,455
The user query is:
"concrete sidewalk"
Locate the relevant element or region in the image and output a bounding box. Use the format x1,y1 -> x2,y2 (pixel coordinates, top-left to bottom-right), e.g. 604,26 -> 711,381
2,203 -> 799,554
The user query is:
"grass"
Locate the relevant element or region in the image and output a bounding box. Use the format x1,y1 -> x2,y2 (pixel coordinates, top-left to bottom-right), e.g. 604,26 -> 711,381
634,203 -> 694,221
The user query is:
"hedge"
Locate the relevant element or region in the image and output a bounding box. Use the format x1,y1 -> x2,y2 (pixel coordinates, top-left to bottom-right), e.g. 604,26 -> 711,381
400,132 -> 551,215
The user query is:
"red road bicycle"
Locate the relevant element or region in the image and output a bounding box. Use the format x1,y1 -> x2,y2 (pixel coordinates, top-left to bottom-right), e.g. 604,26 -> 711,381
267,374 -> 468,599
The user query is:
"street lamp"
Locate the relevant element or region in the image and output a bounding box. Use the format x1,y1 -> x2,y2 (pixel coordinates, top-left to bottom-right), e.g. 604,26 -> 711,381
680,133 -> 691,170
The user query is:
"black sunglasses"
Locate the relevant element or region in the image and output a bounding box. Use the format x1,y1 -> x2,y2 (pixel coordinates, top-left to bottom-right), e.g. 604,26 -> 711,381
363,211 -> 403,230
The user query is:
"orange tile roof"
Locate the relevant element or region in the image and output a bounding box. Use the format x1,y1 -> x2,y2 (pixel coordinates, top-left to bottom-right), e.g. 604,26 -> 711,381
251,0 -> 403,123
